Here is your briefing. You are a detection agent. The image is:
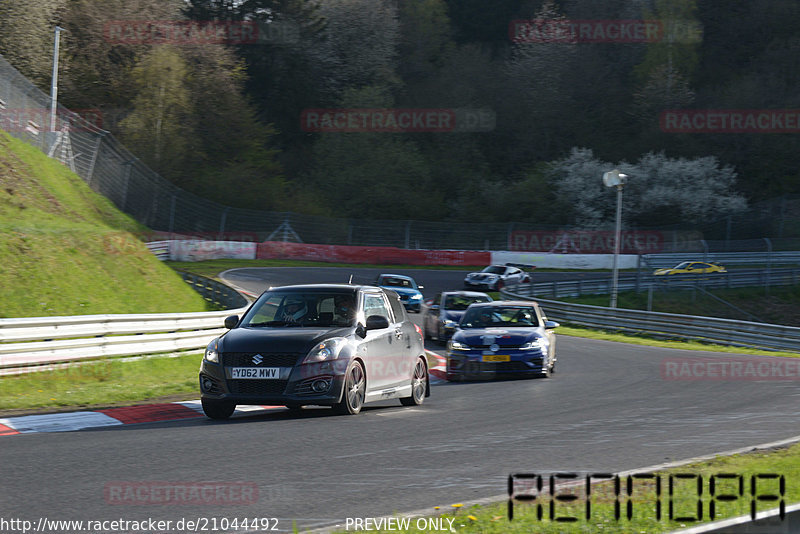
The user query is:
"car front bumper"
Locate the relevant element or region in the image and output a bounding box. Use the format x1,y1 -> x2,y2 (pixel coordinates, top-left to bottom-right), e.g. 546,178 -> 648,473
199,359 -> 348,406
446,351 -> 549,379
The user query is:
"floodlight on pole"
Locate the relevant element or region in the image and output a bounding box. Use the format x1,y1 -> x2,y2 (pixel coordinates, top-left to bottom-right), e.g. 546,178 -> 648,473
603,169 -> 628,308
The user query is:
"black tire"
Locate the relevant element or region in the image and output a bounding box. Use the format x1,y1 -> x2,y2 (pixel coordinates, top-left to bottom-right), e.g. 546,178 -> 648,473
201,398 -> 236,420
334,360 -> 366,415
400,357 -> 428,406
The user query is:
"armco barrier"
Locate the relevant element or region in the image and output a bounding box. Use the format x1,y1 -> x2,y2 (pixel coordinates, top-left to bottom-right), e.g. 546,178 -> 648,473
179,272 -> 250,309
502,285 -> 800,352
0,273 -> 250,372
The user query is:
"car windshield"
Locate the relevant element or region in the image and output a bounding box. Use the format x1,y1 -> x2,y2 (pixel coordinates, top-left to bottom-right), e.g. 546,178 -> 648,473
481,266 -> 505,274
673,262 -> 691,269
240,291 -> 357,327
460,306 -> 539,328
444,295 -> 490,310
378,276 -> 414,288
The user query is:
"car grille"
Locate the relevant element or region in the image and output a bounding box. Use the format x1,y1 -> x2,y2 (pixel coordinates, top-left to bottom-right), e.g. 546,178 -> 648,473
227,379 -> 289,396
478,361 -> 534,372
222,352 -> 301,367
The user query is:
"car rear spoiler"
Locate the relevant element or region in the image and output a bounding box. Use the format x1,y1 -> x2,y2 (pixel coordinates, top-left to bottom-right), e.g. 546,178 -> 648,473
505,262 -> 536,270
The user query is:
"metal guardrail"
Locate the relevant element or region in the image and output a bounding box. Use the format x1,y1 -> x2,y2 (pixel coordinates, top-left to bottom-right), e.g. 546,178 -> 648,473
517,268 -> 800,299
0,274 -> 251,372
502,286 -> 800,352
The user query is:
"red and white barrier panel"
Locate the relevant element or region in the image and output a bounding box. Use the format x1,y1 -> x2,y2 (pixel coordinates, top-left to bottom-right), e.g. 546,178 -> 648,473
256,241 -> 490,266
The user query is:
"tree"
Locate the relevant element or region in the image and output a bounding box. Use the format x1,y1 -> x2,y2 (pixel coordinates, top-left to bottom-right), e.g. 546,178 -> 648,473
0,0 -> 66,88
58,0 -> 183,110
118,46 -> 192,182
304,86 -> 440,220
498,1 -> 578,168
398,0 -> 455,83
549,148 -> 747,229
626,152 -> 747,226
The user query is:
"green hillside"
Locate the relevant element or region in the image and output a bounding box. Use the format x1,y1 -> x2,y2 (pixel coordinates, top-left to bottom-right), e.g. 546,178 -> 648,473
0,131 -> 208,317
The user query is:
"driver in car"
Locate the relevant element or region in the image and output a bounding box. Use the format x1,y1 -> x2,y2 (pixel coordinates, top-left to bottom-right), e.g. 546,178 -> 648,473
334,294 -> 356,325
282,296 -> 308,323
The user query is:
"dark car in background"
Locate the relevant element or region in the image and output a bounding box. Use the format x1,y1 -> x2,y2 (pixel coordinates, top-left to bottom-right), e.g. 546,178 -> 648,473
446,301 -> 558,381
374,273 -> 424,312
423,290 -> 492,343
199,284 -> 429,419
463,263 -> 533,291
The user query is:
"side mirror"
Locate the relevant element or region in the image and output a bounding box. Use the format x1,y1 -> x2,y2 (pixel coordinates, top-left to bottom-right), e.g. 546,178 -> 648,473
430,304 -> 440,311
365,315 -> 390,330
356,323 -> 367,338
544,320 -> 559,329
224,315 -> 239,329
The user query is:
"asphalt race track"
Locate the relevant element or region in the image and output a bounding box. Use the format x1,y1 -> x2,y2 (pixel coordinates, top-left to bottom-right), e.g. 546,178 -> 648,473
1,267 -> 798,532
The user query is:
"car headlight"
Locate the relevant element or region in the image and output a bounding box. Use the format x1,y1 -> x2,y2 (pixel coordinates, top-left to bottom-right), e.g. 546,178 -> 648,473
519,338 -> 545,351
410,294 -> 422,300
449,340 -> 470,351
204,339 -> 220,363
486,275 -> 498,281
303,337 -> 347,363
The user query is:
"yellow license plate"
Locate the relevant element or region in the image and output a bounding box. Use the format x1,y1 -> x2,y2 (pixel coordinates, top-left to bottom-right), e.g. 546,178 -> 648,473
482,354 -> 510,362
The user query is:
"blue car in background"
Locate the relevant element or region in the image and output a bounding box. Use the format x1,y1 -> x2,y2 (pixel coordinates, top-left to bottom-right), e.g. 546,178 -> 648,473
374,274 -> 424,313
423,291 -> 492,343
446,301 -> 558,381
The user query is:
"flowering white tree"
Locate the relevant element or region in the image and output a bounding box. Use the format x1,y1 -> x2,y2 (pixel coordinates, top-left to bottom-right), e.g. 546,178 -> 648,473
549,148 -> 747,228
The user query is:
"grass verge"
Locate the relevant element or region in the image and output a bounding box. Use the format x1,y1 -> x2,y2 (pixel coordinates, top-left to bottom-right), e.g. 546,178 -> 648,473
0,353 -> 202,414
0,131 -> 208,317
329,441 -> 800,533
560,285 -> 800,327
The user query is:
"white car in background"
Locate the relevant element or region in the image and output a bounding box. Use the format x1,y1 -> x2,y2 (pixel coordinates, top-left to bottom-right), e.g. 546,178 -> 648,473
463,263 -> 534,291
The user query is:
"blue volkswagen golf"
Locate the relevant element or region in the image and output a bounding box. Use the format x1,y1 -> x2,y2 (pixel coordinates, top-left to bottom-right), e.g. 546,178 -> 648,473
446,301 -> 558,381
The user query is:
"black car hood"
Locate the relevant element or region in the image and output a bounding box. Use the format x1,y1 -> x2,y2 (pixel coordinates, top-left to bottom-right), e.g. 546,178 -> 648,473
218,326 -> 353,354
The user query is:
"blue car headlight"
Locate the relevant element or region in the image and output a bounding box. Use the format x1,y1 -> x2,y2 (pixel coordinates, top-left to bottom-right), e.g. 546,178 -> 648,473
449,340 -> 470,351
410,294 -> 423,300
519,338 -> 545,352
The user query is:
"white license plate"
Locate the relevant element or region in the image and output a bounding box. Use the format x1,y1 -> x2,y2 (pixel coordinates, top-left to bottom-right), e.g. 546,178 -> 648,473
230,367 -> 280,379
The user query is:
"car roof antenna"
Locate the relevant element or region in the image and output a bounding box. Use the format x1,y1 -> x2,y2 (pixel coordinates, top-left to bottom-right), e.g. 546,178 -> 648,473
348,274 -> 354,284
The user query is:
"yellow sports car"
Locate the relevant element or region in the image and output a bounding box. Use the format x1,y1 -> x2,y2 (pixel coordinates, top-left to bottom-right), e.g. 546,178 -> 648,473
653,261 -> 727,276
